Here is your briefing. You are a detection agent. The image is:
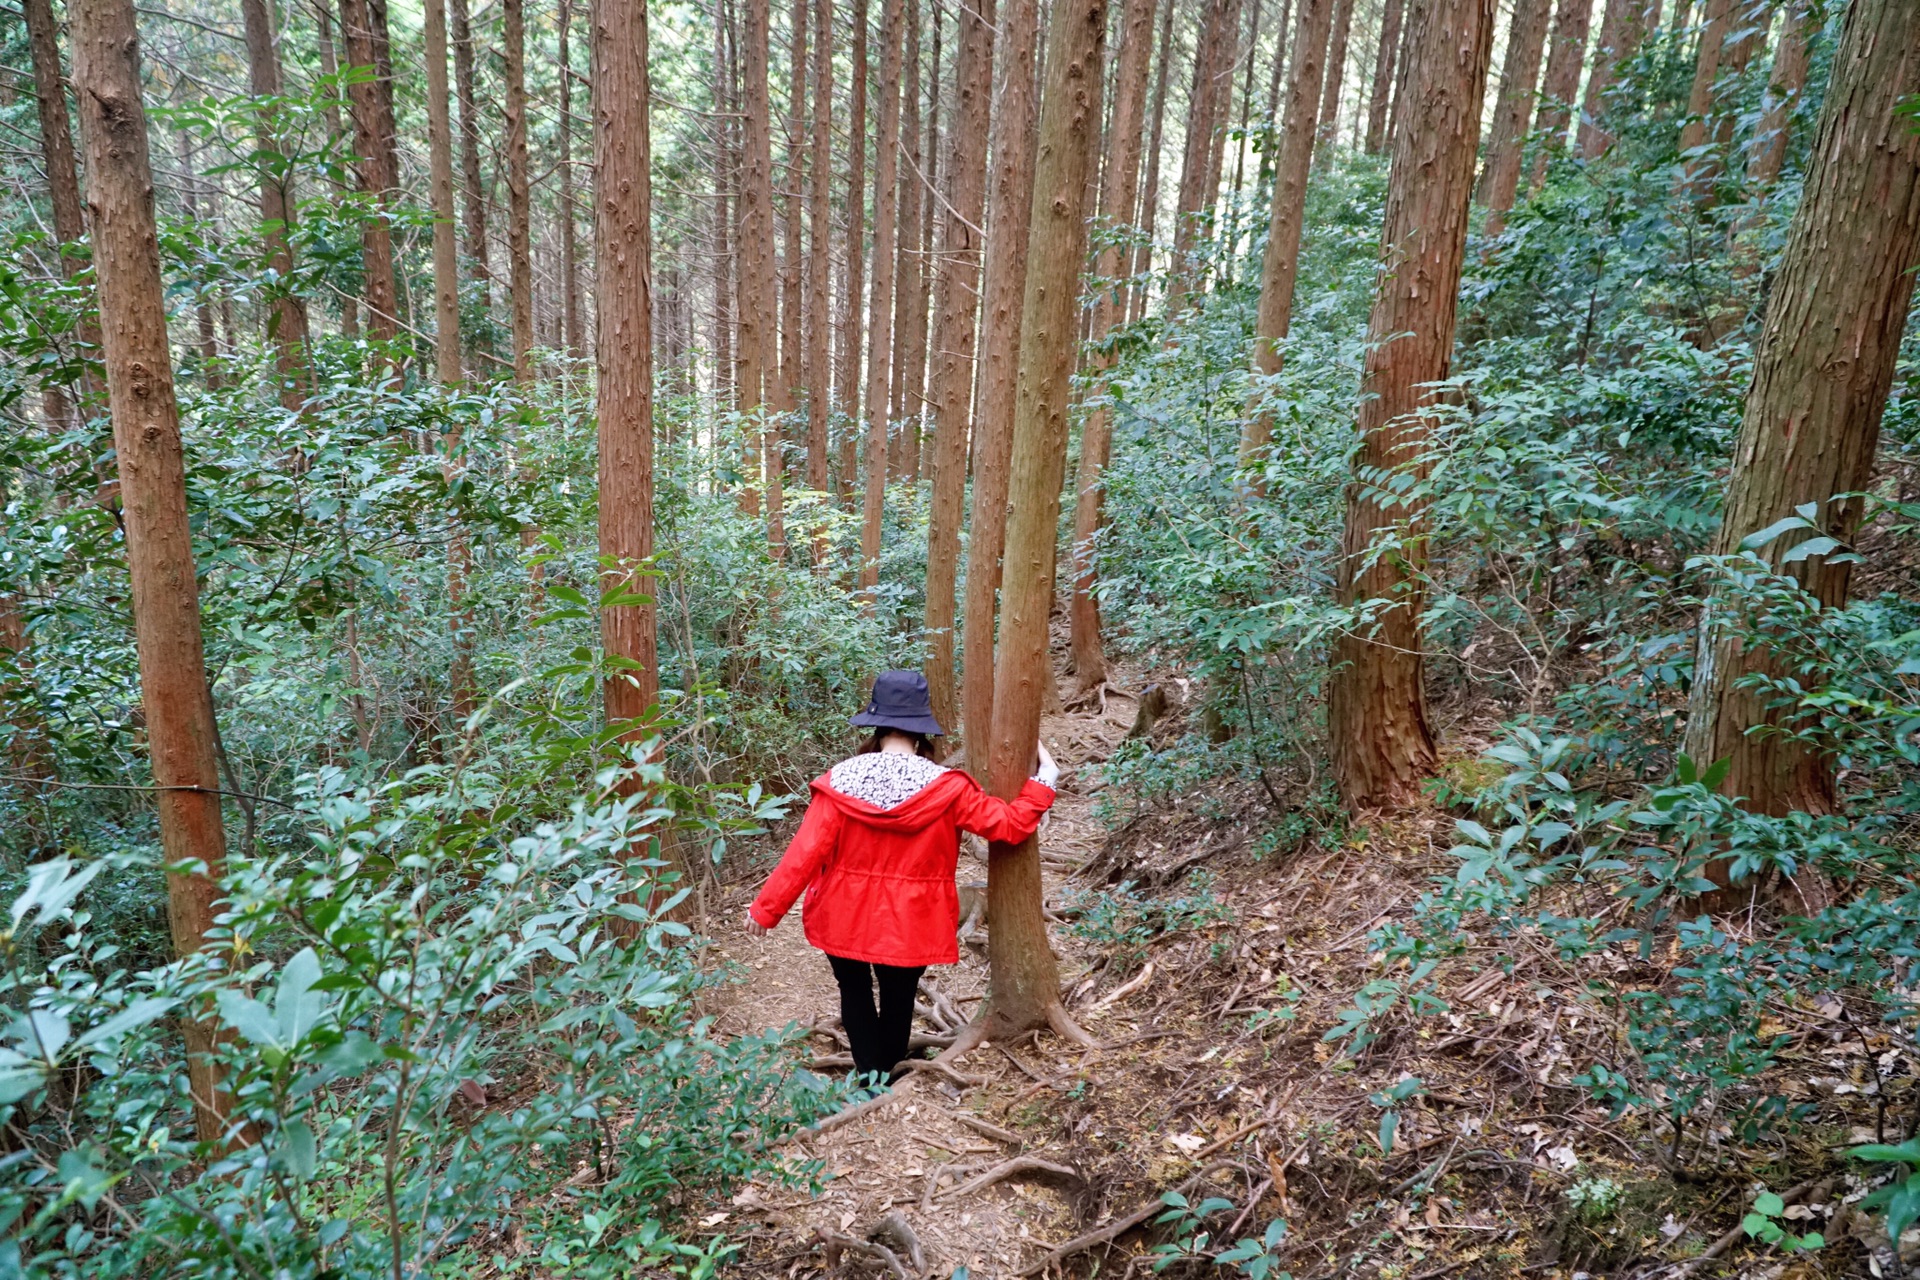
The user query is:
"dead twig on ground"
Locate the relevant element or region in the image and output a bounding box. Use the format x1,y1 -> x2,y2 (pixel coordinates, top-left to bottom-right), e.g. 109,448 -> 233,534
951,1113 -> 1022,1146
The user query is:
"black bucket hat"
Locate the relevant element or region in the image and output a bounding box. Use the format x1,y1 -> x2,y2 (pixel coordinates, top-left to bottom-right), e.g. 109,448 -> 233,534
851,669 -> 946,737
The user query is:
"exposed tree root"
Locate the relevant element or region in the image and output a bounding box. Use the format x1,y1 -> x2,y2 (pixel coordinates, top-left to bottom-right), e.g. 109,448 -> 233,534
1046,999 -> 1099,1047
894,1056 -> 985,1088
1015,1159 -> 1246,1276
785,1077 -> 918,1142
950,1112 -> 1020,1146
868,1211 -> 926,1276
941,1154 -> 1079,1201
817,1229 -> 909,1279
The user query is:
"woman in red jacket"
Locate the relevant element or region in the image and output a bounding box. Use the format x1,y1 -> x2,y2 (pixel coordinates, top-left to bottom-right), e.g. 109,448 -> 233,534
746,669 -> 1057,1086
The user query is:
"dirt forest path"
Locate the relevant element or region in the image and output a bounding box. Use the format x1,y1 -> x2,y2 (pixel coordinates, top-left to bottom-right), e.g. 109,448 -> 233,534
706,659 -> 1145,1278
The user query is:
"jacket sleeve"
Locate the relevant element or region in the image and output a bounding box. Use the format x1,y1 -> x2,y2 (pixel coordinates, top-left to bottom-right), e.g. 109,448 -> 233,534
750,793 -> 842,928
953,777 -> 1057,845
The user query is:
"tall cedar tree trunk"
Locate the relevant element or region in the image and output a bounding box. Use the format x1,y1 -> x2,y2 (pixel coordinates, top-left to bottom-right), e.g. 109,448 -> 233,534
713,9 -> 735,411
71,0 -> 232,1143
1682,0 -> 1920,827
1327,0 -> 1495,808
754,0 -> 788,555
888,0 -> 923,479
425,0 -> 474,721
1745,0 -> 1806,187
1578,0 -> 1649,158
738,0 -> 773,516
559,0 -> 582,357
1675,0 -> 1731,194
837,0 -> 870,505
1130,0 -> 1174,324
26,0 -> 102,426
1237,0 -> 1335,489
240,0 -> 311,406
1256,0 -> 1294,189
1708,0 -> 1764,158
857,0 -> 906,601
505,0 -> 534,380
781,0 -> 809,497
960,0 -> 1040,759
912,13 -> 942,480
1528,0 -> 1590,188
981,0 -> 1107,1045
316,1 -> 362,339
1365,0 -> 1403,153
1476,0 -> 1549,235
339,0 -> 400,344
451,0 -> 491,332
1171,0 -> 1233,297
1227,0 -> 1266,240
1315,0 -> 1355,150
1198,0 -> 1246,256
178,138 -> 222,388
921,0 -> 995,738
1068,0 -> 1157,690
806,0 -> 834,527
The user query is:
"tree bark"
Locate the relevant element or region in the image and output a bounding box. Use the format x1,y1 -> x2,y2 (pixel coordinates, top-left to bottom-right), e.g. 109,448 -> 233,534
1476,0 -> 1549,236
504,0 -> 534,381
1744,0 -> 1806,187
857,0 -> 906,601
1527,0 -> 1590,188
1129,0 -> 1174,324
340,0 -> 400,345
1364,0 -> 1403,154
71,0 -> 232,1143
1577,0 -> 1651,159
713,7 -> 736,412
1327,0 -> 1495,809
1068,0 -> 1158,690
451,0 -> 492,334
889,0 -> 926,479
240,0 -> 312,406
961,0 -> 1040,758
1237,0 -> 1334,488
782,0 -> 810,490
737,0 -> 774,517
912,9 -> 943,481
922,0 -> 994,738
807,0 -> 835,525
837,0 -> 871,505
1171,0 -> 1235,297
1675,0 -> 1731,194
1682,0 -> 1920,825
1315,0 -> 1355,150
559,0 -> 582,358
983,0 -> 1107,1045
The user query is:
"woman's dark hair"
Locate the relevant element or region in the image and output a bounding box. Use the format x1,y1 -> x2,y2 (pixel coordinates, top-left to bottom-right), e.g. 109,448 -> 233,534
859,729 -> 938,760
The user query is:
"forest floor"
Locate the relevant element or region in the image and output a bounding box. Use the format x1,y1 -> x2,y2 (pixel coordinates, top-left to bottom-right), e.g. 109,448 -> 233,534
701,641 -> 1899,1280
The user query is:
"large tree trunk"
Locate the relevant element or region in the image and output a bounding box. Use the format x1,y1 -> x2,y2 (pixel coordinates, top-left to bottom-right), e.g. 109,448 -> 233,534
559,0 -> 582,359
340,0 -> 400,345
1315,0 -> 1356,151
921,0 -> 996,731
857,0 -> 906,602
888,0 -> 924,480
737,0 -> 774,517
982,0 -> 1107,1046
806,0 -> 834,529
1067,0 -> 1159,691
1327,0 -> 1495,809
1577,0 -> 1651,159
451,0 -> 492,339
960,0 -> 1040,759
505,0 -> 534,381
71,0 -> 231,1143
1682,0 -> 1920,827
1129,0 -> 1174,324
1744,0 -> 1806,187
782,0 -> 810,498
1237,0 -> 1335,489
1527,0 -> 1590,189
1476,0 -> 1549,236
837,0 -> 870,506
1364,0 -> 1404,154
713,8 -> 736,413
240,0 -> 312,407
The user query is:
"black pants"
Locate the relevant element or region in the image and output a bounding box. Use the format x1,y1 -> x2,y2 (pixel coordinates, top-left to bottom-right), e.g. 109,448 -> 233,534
826,954 -> 926,1084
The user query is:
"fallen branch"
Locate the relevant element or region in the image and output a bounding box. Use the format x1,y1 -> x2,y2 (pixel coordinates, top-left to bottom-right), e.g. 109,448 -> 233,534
943,1155 -> 1080,1201
818,1229 -> 909,1280
952,1113 -> 1021,1146
868,1211 -> 926,1277
1092,961 -> 1156,1012
895,1057 -> 986,1089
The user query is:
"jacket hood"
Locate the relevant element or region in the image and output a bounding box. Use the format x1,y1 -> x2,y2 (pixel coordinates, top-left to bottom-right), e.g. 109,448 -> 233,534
812,755 -> 974,833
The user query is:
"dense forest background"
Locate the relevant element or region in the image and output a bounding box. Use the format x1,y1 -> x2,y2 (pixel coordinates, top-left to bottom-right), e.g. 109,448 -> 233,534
2,0 -> 1920,1272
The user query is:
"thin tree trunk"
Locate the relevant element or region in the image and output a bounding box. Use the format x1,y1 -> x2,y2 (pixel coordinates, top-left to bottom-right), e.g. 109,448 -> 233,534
1172,0 -> 1234,297
315,0 -> 361,339
1577,0 -> 1650,158
1476,0 -> 1550,236
178,135 -> 223,390
1068,0 -> 1156,690
1528,0 -> 1590,188
559,0 -> 582,358
1237,0 -> 1334,489
340,0 -> 400,345
1130,0 -> 1174,324
1682,0 -> 1920,830
1744,0 -> 1806,187
782,0 -> 810,489
807,0 -> 835,532
737,0 -> 774,518
71,0 -> 232,1143
857,0 -> 906,601
1327,0 -> 1496,808
1365,0 -> 1403,153
1256,0 -> 1294,188
240,0 -> 312,406
1675,0 -> 1731,194
713,7 -> 736,414
837,0 -> 870,506
982,0 -> 1107,1047
505,0 -> 534,380
452,0 -> 492,336
1228,0 -> 1265,231
911,8 -> 942,481
960,0 -> 1040,757
889,0 -> 925,479
1315,0 -> 1355,151
922,0 -> 995,740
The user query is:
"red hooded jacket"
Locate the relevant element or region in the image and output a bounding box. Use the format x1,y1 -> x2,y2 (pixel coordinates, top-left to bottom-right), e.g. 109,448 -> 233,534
749,753 -> 1057,967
